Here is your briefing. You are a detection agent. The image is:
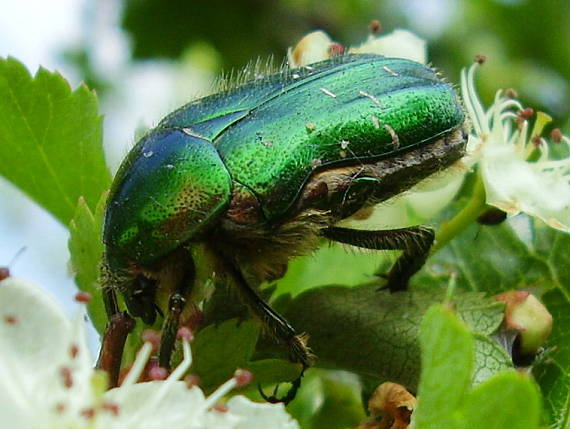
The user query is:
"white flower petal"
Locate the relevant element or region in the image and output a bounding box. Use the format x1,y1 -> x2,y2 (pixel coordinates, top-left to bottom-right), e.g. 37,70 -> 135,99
0,278 -> 301,429
482,143 -> 570,231
287,31 -> 333,68
349,29 -> 427,63
0,277 -> 96,428
461,62 -> 570,233
102,382 -> 208,429
224,395 -> 300,429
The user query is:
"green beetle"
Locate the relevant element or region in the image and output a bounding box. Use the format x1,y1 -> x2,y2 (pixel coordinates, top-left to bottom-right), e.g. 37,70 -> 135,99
98,54 -> 467,397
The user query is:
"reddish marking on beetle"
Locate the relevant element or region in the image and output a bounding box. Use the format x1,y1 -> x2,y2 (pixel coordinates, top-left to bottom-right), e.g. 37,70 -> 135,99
60,367 -> 74,389
74,291 -> 92,303
102,402 -> 120,416
474,54 -> 487,65
234,369 -> 253,388
4,315 -> 17,324
69,343 -> 80,359
551,128 -> 563,143
0,267 -> 9,281
369,19 -> 382,34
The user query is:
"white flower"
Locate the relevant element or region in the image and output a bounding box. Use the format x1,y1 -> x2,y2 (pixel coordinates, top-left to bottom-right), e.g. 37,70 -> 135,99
349,28 -> 427,64
288,28 -> 426,68
0,276 -> 300,429
461,62 -> 570,232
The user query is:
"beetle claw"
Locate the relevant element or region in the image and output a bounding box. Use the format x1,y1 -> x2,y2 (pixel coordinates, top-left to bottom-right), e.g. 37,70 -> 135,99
258,375 -> 303,404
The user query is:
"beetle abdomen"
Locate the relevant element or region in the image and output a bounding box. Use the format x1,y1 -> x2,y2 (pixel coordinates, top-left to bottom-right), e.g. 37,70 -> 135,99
103,128 -> 231,265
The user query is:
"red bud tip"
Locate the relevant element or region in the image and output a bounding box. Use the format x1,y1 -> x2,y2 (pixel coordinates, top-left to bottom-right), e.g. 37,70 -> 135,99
185,373 -> 201,388
74,291 -> 92,303
80,408 -> 96,419
60,367 -> 74,389
551,128 -> 563,143
69,343 -> 79,359
4,315 -> 17,324
149,366 -> 168,381
234,369 -> 253,388
102,402 -> 120,416
531,135 -> 542,147
474,54 -> 487,65
369,19 -> 382,34
328,42 -> 345,57
518,107 -> 535,120
213,404 -> 229,413
141,329 -> 161,352
177,326 -> 194,341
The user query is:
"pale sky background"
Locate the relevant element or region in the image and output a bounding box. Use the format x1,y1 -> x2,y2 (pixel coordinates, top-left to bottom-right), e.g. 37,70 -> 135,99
0,0 -> 203,326
0,0 -> 89,317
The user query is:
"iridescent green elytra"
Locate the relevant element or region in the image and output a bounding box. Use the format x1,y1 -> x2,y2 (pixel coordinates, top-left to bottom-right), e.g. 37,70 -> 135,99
99,54 -> 467,398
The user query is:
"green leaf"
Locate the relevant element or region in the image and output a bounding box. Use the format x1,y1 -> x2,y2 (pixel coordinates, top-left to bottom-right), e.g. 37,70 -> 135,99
462,372 -> 540,429
529,227 -> 570,428
278,241 -> 382,296
283,285 -> 508,390
472,334 -> 512,386
68,193 -> 107,333
418,215 -> 551,294
422,210 -> 570,427
286,370 -> 365,429
413,304 -> 473,429
0,57 -> 110,225
413,305 -> 541,429
190,318 -> 304,394
245,358 -> 302,386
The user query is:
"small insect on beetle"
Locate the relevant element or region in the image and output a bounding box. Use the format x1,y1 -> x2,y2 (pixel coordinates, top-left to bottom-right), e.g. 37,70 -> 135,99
97,53 -> 467,400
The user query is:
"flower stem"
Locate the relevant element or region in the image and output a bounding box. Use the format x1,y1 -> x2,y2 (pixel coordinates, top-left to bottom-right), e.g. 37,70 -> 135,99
432,175 -> 488,254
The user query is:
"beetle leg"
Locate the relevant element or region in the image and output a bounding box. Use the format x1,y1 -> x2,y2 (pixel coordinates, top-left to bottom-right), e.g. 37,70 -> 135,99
322,226 -> 434,291
258,368 -> 305,404
216,250 -> 312,402
158,257 -> 196,370
96,287 -> 135,387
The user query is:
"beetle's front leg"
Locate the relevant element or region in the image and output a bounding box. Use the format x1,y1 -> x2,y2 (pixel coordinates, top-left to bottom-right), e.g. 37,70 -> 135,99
96,286 -> 135,387
159,257 -> 196,369
323,225 -> 434,291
